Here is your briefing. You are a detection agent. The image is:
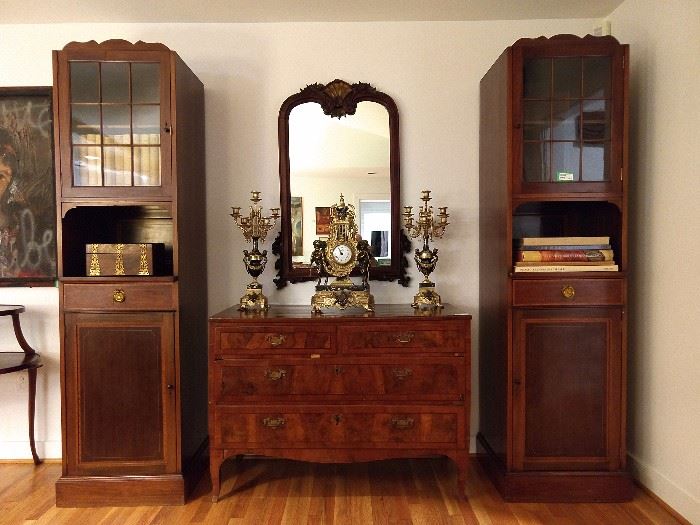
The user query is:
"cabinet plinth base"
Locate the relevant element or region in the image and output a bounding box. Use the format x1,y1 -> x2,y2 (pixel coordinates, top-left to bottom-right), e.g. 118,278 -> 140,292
55,474 -> 186,507
477,433 -> 634,502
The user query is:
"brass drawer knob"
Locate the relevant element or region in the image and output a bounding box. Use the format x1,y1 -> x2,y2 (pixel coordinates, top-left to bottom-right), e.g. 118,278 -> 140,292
561,285 -> 576,299
262,416 -> 286,429
112,289 -> 126,303
264,369 -> 287,381
265,334 -> 286,347
391,416 -> 415,430
395,332 -> 415,344
392,367 -> 413,380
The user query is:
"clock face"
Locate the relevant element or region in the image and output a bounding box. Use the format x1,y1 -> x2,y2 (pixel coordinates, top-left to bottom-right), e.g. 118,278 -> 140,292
332,244 -> 353,265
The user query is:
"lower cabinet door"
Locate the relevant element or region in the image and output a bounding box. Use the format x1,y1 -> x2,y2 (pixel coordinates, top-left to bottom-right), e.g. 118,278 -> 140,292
512,307 -> 623,471
63,312 -> 177,476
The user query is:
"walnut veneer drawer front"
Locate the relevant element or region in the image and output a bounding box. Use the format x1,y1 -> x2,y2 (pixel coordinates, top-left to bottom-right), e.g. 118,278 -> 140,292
212,358 -> 465,402
62,282 -> 176,311
338,320 -> 467,354
212,324 -> 334,357
512,278 -> 624,307
214,406 -> 461,448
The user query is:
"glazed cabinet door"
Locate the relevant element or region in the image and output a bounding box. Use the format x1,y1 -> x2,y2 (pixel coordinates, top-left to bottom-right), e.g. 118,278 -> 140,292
63,311 -> 177,476
55,48 -> 172,199
512,38 -> 627,196
511,307 -> 623,471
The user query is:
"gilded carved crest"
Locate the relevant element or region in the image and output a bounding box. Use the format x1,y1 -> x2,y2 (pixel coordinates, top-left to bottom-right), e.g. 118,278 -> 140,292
299,79 -> 378,119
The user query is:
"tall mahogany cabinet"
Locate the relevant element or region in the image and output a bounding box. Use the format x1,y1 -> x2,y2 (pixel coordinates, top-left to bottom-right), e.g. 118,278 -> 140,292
53,40 -> 208,506
478,35 -> 634,501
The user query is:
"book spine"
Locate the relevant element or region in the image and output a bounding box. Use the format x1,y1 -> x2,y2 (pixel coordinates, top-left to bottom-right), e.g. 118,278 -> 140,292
513,264 -> 619,273
518,244 -> 611,251
516,249 -> 614,262
519,236 -> 610,246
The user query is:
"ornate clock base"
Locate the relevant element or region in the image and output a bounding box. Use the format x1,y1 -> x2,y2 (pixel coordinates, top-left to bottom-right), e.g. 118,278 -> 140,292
238,283 -> 269,312
311,288 -> 375,313
411,282 -> 443,309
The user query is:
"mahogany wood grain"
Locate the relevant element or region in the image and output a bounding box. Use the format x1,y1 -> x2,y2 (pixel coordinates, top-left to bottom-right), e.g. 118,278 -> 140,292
54,40 -> 208,506
62,281 -> 177,310
512,277 -> 624,306
478,34 -> 631,502
208,305 -> 471,503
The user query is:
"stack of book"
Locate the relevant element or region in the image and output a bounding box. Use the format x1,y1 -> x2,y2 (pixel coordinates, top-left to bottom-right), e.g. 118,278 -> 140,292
514,236 -> 618,273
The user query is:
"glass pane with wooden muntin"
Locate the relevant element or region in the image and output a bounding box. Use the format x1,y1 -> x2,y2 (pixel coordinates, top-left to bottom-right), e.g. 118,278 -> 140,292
522,56 -> 612,183
69,61 -> 161,187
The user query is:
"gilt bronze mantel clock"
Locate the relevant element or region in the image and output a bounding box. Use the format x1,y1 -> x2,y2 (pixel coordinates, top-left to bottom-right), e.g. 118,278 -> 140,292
310,194 -> 374,313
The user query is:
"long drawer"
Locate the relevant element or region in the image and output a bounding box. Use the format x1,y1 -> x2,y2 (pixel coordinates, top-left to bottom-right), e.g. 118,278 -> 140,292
213,405 -> 463,448
512,278 -> 624,307
62,282 -> 176,311
337,320 -> 467,355
211,357 -> 465,402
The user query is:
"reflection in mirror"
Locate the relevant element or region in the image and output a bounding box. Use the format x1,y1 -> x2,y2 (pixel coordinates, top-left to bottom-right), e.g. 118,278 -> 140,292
274,79 -> 409,288
289,101 -> 391,266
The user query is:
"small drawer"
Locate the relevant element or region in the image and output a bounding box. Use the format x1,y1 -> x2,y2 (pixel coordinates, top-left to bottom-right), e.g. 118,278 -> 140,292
337,320 -> 466,355
62,282 -> 176,311
512,278 -> 624,307
213,406 -> 461,448
211,324 -> 334,357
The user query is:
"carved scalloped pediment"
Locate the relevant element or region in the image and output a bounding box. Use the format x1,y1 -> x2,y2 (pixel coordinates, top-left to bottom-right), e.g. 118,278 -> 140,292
62,40 -> 170,52
299,79 -> 378,119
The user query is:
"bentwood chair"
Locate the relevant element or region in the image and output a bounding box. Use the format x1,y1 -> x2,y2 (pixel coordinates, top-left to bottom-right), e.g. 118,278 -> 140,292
0,305 -> 42,464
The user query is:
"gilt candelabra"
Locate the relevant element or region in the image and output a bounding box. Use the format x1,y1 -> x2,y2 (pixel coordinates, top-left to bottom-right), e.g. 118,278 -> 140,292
230,191 -> 280,311
403,190 -> 449,308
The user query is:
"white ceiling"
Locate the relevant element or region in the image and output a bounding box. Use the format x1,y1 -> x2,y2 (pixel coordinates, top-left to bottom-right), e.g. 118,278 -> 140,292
4,0 -> 624,24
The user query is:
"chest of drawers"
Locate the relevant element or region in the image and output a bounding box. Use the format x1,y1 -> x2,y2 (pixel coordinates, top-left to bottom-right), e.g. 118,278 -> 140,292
208,305 -> 471,500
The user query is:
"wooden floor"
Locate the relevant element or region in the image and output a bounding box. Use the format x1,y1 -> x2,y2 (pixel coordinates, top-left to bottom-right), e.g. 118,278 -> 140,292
0,457 -> 683,525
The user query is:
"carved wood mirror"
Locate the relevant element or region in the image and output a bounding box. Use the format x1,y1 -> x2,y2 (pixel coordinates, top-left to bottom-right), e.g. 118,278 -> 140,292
274,79 -> 409,288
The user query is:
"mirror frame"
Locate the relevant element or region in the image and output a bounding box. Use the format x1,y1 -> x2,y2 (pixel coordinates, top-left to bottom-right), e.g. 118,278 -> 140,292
273,79 -> 409,288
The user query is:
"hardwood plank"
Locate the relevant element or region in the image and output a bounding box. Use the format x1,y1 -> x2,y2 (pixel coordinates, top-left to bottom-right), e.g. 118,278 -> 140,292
0,459 -> 687,525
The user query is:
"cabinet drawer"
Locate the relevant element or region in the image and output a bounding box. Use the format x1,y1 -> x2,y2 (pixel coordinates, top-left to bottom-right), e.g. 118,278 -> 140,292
512,278 -> 624,307
211,358 -> 465,402
62,282 -> 176,311
211,324 -> 334,357
338,321 -> 466,355
213,406 -> 461,448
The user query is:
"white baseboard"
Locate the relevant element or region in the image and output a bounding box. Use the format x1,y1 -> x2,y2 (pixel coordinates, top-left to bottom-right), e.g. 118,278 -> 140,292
0,440 -> 62,461
628,452 -> 699,524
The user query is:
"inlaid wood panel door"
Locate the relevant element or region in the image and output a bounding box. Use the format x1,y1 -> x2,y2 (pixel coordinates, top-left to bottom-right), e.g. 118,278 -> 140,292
63,312 -> 176,476
511,307 -> 623,472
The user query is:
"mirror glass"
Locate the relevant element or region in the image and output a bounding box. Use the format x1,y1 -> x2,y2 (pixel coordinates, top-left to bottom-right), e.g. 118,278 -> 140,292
275,80 -> 408,288
289,101 -> 391,266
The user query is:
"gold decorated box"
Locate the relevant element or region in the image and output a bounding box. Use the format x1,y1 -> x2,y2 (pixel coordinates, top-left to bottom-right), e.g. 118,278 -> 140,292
85,243 -> 164,276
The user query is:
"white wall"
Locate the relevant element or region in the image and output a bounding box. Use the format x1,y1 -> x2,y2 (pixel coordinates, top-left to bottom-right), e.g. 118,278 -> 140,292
0,19 -> 596,461
608,1 -> 700,522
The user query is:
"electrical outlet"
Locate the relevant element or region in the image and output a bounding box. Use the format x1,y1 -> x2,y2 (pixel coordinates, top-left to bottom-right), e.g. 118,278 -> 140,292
16,374 -> 26,391
594,20 -> 612,36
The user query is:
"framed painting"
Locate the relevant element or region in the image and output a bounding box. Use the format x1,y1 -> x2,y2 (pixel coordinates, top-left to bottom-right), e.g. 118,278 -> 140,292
0,87 -> 56,285
291,196 -> 303,257
315,206 -> 331,235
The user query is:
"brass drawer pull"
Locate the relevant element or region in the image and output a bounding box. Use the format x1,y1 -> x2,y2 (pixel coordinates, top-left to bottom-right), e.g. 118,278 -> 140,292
392,367 -> 413,380
265,369 -> 287,381
262,416 -> 286,429
391,416 -> 415,430
265,334 -> 286,347
333,414 -> 343,425
395,332 -> 415,344
112,289 -> 126,303
561,285 -> 576,299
